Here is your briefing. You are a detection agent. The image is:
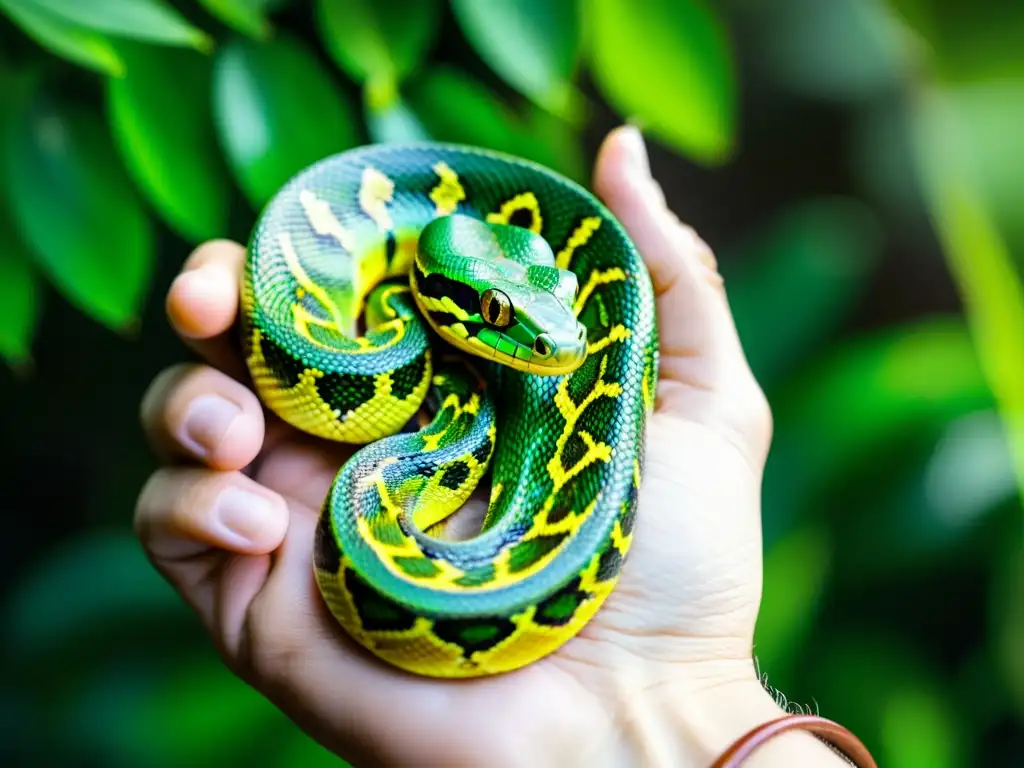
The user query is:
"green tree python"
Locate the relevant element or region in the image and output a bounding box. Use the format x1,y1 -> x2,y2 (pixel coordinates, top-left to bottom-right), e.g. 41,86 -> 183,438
242,144 -> 658,678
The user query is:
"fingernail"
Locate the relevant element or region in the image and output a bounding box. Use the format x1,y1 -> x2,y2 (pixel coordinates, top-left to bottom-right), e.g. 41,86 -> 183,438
180,394 -> 241,458
621,125 -> 651,178
216,487 -> 277,546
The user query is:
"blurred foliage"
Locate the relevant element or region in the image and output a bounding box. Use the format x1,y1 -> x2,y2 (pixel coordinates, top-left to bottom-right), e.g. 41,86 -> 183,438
0,0 -> 1022,766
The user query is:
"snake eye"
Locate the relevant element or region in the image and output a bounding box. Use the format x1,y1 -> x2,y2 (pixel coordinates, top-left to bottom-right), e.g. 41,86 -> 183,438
480,288 -> 513,327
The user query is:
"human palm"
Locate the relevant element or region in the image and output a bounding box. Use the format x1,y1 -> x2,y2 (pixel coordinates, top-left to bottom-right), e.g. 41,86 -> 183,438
137,127 -> 777,767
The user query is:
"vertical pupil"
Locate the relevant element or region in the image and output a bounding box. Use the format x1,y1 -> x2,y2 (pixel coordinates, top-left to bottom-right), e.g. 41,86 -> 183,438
483,290 -> 508,326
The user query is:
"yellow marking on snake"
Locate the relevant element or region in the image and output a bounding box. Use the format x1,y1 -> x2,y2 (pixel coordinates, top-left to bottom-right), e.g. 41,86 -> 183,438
556,216 -> 602,270
642,359 -> 655,412
278,232 -> 348,345
588,324 -> 632,355
429,162 -> 465,215
575,267 -> 627,315
299,189 -> 356,251
359,166 -> 395,231
247,329 -> 431,443
487,192 -> 542,234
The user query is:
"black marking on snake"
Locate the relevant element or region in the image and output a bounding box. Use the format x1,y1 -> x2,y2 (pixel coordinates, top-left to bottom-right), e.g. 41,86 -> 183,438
414,263 -> 480,315
547,463 -> 602,528
384,231 -> 397,266
565,353 -> 601,407
546,502 -> 575,525
390,354 -> 427,400
414,462 -> 438,479
260,333 -> 307,388
432,617 -> 516,657
439,461 -> 471,491
428,312 -> 496,339
508,532 -> 568,573
619,497 -> 637,537
595,545 -> 623,582
316,370 -> 377,414
560,433 -> 590,473
313,510 -> 341,573
533,576 -> 594,627
471,437 -> 492,464
346,569 -> 417,632
508,206 -> 536,231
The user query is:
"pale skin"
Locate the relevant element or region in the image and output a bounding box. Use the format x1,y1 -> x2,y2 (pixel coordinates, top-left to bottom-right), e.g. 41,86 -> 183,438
135,127 -> 851,767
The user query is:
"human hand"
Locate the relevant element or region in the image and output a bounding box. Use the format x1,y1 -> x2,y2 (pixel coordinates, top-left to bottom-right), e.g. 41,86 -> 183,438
135,127 -> 847,767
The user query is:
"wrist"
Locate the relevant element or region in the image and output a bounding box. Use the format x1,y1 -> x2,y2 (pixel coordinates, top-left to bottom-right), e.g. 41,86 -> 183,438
587,659 -> 855,768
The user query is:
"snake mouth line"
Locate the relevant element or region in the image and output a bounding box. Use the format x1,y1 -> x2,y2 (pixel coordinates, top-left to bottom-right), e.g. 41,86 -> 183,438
416,309 -> 586,376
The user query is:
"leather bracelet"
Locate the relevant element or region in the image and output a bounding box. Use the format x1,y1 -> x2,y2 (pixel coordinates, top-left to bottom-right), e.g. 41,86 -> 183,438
710,714 -> 877,768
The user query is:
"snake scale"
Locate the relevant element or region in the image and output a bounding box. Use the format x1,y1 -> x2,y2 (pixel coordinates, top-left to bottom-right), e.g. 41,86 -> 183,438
242,144 -> 658,678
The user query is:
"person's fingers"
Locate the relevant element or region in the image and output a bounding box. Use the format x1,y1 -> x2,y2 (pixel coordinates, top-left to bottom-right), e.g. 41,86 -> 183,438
140,363 -> 265,470
166,239 -> 247,378
134,466 -> 289,650
593,126 -> 772,463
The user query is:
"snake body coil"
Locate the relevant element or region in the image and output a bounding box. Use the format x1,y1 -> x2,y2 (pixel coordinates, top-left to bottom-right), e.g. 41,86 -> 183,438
243,144 -> 658,678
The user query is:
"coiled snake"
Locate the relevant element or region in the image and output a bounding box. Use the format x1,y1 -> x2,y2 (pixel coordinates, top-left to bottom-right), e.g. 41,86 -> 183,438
242,144 -> 658,678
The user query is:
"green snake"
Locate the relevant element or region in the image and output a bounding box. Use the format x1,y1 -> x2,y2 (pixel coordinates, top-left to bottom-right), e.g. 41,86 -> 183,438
242,144 -> 658,678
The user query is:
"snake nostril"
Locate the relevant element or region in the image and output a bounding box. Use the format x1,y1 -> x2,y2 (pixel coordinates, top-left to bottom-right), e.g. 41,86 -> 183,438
578,327 -> 586,341
534,337 -> 549,355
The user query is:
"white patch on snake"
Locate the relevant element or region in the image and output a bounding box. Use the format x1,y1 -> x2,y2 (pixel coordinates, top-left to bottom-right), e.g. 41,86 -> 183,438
299,189 -> 356,252
359,166 -> 395,231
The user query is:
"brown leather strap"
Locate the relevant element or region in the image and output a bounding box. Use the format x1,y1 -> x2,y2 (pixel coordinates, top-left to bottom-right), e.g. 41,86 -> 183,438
710,714 -> 877,768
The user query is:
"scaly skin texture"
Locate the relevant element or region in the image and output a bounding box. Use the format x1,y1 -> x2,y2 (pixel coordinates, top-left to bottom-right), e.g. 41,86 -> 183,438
242,144 -> 658,678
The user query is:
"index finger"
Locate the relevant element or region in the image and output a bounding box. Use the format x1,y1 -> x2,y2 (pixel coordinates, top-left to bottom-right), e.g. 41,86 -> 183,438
166,239 -> 247,379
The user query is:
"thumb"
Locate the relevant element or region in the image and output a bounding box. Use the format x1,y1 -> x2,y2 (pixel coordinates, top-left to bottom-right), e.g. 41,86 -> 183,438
593,126 -> 772,467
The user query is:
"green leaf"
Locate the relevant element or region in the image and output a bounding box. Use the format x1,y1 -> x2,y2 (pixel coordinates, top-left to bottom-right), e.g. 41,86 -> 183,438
911,84 -> 1024,509
274,726 -> 352,767
517,106 -> 586,183
913,80 -> 1024,250
723,197 -> 885,389
364,79 -> 432,144
0,0 -> 125,76
3,83 -> 154,330
19,0 -> 211,50
122,657 -> 284,765
750,0 -> 913,103
885,0 -> 1024,82
809,634 -> 969,767
106,43 -> 230,242
762,317 -> 995,544
2,530 -> 184,660
60,654 -> 283,767
406,66 -> 521,154
451,0 -> 583,121
991,542 -> 1024,718
833,409 -> 1017,582
196,0 -> 274,40
0,225 -> 40,369
212,35 -> 358,208
315,0 -> 440,83
588,0 -> 736,164
754,525 -> 831,687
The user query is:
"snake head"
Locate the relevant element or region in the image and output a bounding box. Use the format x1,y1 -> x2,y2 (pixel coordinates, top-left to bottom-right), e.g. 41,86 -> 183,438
414,215 -> 588,375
